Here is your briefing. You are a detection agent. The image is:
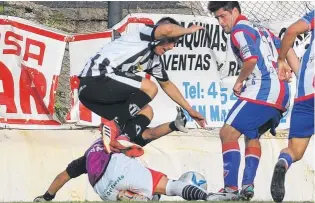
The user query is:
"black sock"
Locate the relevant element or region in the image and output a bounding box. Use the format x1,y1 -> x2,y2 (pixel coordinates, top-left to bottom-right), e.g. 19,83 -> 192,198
182,185 -> 207,200
123,114 -> 151,142
116,91 -> 152,126
169,121 -> 178,131
43,191 -> 55,201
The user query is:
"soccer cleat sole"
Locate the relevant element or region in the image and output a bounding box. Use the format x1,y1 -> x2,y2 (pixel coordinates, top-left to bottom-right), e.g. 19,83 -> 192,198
271,161 -> 286,202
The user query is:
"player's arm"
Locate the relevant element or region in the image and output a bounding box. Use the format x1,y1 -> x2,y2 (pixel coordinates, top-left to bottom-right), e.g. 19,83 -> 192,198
279,19 -> 311,61
147,60 -> 205,127
158,80 -> 193,113
233,58 -> 257,97
285,48 -> 300,75
231,30 -> 258,93
236,58 -> 257,83
34,156 -> 87,202
158,80 -> 206,127
278,11 -> 314,80
269,30 -> 300,75
153,24 -> 203,40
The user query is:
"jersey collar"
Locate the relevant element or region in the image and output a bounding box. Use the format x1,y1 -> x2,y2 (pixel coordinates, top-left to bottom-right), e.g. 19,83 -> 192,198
234,15 -> 248,26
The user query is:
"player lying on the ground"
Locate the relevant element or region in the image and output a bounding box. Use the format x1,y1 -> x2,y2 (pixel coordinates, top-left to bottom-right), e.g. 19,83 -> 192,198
206,1 -> 296,201
34,108 -> 189,202
270,9 -> 314,203
77,16 -> 206,157
34,137 -> 215,202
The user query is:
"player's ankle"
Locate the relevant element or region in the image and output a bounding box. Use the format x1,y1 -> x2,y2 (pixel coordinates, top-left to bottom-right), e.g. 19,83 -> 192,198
169,121 -> 178,131
43,191 -> 55,201
225,186 -> 238,193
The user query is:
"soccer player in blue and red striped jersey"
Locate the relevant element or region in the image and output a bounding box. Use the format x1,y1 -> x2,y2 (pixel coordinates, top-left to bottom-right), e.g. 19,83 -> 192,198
207,1 -> 298,201
271,10 -> 314,203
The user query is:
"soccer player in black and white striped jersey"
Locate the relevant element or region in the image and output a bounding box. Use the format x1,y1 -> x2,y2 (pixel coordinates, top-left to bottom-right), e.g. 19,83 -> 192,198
77,17 -> 206,157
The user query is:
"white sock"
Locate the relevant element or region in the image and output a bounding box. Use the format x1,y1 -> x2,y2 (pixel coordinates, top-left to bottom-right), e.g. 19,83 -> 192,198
165,180 -> 207,200
166,179 -> 187,196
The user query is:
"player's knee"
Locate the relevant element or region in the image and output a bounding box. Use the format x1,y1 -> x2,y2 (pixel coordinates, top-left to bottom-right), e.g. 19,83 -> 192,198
138,105 -> 154,121
219,127 -> 227,142
133,128 -> 151,147
245,138 -> 261,148
154,176 -> 169,194
219,124 -> 239,143
141,78 -> 158,99
66,156 -> 87,178
124,115 -> 151,143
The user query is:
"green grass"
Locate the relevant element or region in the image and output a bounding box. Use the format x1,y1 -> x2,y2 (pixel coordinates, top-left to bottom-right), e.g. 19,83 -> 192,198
154,201 -> 311,203
9,201 -> 312,203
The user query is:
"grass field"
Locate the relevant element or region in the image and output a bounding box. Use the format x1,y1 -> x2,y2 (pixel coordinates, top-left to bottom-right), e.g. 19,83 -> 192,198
19,201 -> 312,203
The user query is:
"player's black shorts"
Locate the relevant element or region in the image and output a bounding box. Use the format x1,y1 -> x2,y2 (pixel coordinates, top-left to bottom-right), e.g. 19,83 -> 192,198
78,72 -> 143,120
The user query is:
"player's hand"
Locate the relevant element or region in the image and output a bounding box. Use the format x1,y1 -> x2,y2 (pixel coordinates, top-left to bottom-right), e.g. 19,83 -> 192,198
233,80 -> 243,97
188,109 -> 207,128
278,59 -> 292,82
187,25 -> 204,34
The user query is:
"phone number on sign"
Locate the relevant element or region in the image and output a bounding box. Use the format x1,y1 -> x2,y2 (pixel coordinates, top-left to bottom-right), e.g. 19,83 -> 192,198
182,81 -> 238,104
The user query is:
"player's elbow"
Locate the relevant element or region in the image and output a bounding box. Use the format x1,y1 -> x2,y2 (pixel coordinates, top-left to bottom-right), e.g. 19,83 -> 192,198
156,24 -> 173,39
244,58 -> 257,67
285,26 -> 299,38
163,24 -> 174,35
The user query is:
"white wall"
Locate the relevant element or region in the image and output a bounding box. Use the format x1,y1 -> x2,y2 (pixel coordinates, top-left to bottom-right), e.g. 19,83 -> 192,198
0,129 -> 313,201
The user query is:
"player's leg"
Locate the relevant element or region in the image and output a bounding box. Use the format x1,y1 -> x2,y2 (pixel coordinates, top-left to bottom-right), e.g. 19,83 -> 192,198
122,104 -> 154,143
270,139 -> 311,203
211,100 -> 281,201
100,72 -> 157,126
212,99 -> 244,200
34,156 -> 86,202
154,175 -> 210,201
240,113 -> 282,201
130,106 -> 188,146
78,75 -> 152,156
116,163 -> 209,201
106,106 -> 188,156
271,98 -> 314,202
79,72 -> 156,139
240,137 -> 261,200
283,137 -> 311,162
237,103 -> 281,201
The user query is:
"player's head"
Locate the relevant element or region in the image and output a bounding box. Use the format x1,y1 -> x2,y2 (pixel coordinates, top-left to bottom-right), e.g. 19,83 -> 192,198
153,17 -> 180,55
208,1 -> 241,34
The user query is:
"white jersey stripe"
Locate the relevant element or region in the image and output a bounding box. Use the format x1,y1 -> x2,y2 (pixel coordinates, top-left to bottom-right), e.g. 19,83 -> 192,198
226,100 -> 247,125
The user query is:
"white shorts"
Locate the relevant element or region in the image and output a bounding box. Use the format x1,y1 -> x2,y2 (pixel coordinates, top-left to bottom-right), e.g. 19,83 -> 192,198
93,153 -> 165,201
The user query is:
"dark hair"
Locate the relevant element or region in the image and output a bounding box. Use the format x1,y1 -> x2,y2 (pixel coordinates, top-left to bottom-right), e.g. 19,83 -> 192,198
157,17 -> 180,26
208,1 -> 241,14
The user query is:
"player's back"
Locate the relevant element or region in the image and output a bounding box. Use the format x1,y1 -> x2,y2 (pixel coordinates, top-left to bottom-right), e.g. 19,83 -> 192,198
85,138 -> 111,187
79,25 -> 155,77
231,17 -> 290,111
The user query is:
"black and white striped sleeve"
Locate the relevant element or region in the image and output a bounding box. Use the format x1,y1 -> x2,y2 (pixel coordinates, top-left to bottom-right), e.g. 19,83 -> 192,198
145,58 -> 169,82
139,25 -> 156,42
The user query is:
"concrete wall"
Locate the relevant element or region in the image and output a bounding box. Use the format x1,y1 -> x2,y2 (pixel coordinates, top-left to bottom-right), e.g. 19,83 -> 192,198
0,129 -> 313,201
